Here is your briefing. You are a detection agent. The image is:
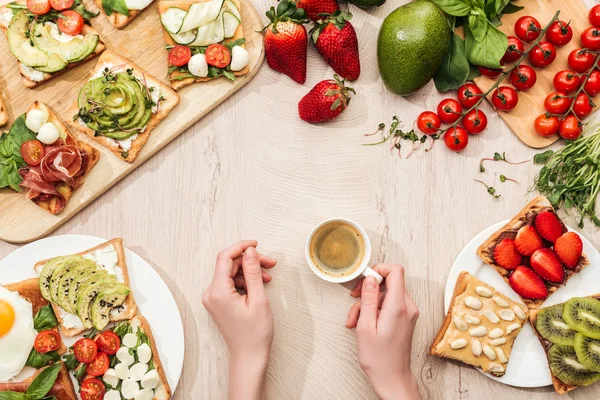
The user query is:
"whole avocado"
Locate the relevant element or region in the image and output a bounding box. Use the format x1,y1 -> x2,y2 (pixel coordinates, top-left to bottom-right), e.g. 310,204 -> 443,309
347,0 -> 386,7
377,0 -> 451,95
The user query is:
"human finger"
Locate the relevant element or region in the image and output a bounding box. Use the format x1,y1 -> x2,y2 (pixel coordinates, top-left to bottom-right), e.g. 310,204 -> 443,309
242,247 -> 266,300
356,276 -> 380,331
346,293 -> 386,329
214,240 -> 259,281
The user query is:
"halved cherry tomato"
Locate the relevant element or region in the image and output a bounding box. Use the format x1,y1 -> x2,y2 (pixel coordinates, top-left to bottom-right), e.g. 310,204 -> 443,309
559,115 -> 582,140
590,5 -> 600,28
86,352 -> 109,377
20,140 -> 45,166
584,70 -> 600,96
478,66 -> 502,78
49,0 -> 73,11
544,91 -> 571,115
509,65 -> 536,91
502,36 -> 524,63
205,44 -> 231,68
553,70 -> 580,93
80,378 -> 106,400
96,331 -> 120,355
568,48 -> 596,73
416,111 -> 440,135
57,10 -> 84,36
27,0 -> 50,14
515,16 -> 541,42
546,20 -> 573,47
74,338 -> 98,363
169,45 -> 191,67
34,330 -> 61,354
492,86 -> 518,112
534,114 -> 559,137
443,127 -> 469,152
581,27 -> 600,51
457,83 -> 482,108
436,98 -> 462,123
573,93 -> 594,119
462,109 -> 487,135
528,42 -> 556,67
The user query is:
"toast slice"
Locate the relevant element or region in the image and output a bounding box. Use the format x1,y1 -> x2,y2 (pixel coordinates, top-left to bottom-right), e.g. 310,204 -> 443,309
93,0 -> 150,29
158,0 -> 249,91
0,5 -> 106,89
0,363 -> 77,400
476,196 -> 589,309
0,91 -> 7,126
67,51 -> 180,163
430,271 -> 529,377
33,238 -> 138,337
3,278 -> 67,355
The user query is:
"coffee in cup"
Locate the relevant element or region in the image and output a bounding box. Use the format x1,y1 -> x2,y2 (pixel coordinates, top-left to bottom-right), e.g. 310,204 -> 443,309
309,221 -> 365,278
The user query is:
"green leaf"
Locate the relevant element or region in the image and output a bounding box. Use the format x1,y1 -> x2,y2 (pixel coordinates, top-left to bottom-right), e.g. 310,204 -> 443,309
434,32 -> 470,92
465,21 -> 507,68
468,8 -> 487,42
0,393 -> 29,400
33,305 -> 58,331
431,0 -> 473,16
467,62 -> 480,80
26,362 -> 62,399
0,114 -> 36,192
63,352 -> 78,370
25,349 -> 60,368
501,2 -> 524,14
534,150 -> 554,164
102,0 -> 128,16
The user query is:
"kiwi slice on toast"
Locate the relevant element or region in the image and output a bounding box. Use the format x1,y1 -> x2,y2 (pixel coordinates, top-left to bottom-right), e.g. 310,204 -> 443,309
536,304 -> 577,346
574,333 -> 600,372
549,345 -> 600,386
563,297 -> 600,339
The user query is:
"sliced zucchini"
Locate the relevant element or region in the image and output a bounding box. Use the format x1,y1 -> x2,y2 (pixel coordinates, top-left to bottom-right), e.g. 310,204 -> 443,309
169,29 -> 197,45
223,0 -> 240,21
179,0 -> 225,33
188,14 -> 224,46
223,11 -> 239,38
161,7 -> 187,34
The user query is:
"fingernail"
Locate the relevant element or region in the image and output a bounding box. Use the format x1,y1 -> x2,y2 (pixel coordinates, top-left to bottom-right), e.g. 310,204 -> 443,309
364,276 -> 377,289
245,247 -> 258,261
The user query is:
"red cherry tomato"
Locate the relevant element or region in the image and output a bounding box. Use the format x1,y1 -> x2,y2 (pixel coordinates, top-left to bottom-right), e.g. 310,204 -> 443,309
80,378 -> 106,400
478,66 -> 503,78
205,44 -> 231,68
457,83 -> 483,108
96,331 -> 120,355
546,20 -> 573,47
534,114 -> 560,137
573,93 -> 594,119
584,70 -> 600,96
544,91 -> 571,115
515,16 -> 541,42
559,115 -> 583,140
416,111 -> 441,135
436,99 -> 463,124
168,45 -> 192,67
86,352 -> 109,377
553,70 -> 580,94
492,86 -> 518,112
73,338 -> 98,364
443,127 -> 469,152
20,140 -> 45,166
33,330 -> 61,354
581,27 -> 600,51
568,48 -> 596,73
509,65 -> 537,91
528,42 -> 557,67
49,0 -> 73,11
502,36 -> 524,63
462,109 -> 487,135
27,0 -> 50,14
590,4 -> 600,28
57,10 -> 83,36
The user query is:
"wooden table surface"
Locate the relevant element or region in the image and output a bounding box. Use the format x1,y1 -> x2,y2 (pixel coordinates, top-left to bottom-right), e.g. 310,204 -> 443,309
1,0 -> 600,398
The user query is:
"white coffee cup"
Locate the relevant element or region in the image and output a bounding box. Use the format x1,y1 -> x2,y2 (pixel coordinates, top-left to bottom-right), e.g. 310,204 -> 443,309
305,218 -> 383,284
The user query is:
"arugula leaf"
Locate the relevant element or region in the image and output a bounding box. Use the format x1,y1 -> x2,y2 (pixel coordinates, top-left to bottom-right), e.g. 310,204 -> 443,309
26,362 -> 62,399
434,32 -> 470,92
25,349 -> 60,368
465,21 -> 507,68
102,0 -> 129,17
431,0 -> 472,16
0,114 -> 36,192
33,305 -> 58,331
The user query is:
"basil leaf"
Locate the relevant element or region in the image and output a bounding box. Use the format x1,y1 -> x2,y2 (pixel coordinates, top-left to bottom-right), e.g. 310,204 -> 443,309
434,32 -> 470,92
468,8 -> 488,42
465,21 -> 507,68
33,305 -> 58,331
0,114 -> 36,192
26,362 -> 62,399
102,0 -> 114,15
467,63 -> 480,80
501,1 -> 524,15
63,352 -> 78,370
102,0 -> 129,16
25,349 -> 60,368
431,0 -> 472,16
0,393 -> 29,400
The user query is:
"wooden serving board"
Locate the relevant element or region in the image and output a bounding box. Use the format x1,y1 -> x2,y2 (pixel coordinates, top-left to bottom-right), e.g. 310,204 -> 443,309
475,0 -> 591,149
0,0 -> 264,243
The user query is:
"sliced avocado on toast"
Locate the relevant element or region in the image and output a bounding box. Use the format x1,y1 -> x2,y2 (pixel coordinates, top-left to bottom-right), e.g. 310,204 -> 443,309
91,286 -> 130,330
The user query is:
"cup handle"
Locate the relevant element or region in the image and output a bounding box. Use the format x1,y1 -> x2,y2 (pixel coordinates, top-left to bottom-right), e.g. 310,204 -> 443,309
362,266 -> 383,284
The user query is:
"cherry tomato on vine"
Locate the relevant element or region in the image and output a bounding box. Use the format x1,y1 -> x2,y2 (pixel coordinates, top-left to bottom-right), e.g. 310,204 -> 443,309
437,99 -> 463,124
553,70 -> 580,93
534,114 -> 560,137
529,42 -> 557,67
457,83 -> 483,108
416,111 -> 441,135
544,91 -> 571,115
509,65 -> 537,91
573,93 -> 595,119
581,27 -> 600,51
492,86 -> 518,111
478,66 -> 503,78
462,109 -> 487,135
568,48 -> 596,73
584,70 -> 600,96
515,16 -> 542,42
502,36 -> 524,63
546,20 -> 573,47
444,127 -> 469,152
590,5 -> 600,28
559,115 -> 583,140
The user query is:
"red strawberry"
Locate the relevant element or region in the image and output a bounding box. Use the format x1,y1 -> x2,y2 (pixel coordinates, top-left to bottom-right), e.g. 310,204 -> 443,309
493,238 -> 522,270
509,266 -> 548,300
514,225 -> 544,256
298,74 -> 355,123
296,0 -> 339,21
310,11 -> 360,81
535,211 -> 564,243
264,1 -> 309,84
530,248 -> 565,282
554,232 -> 583,269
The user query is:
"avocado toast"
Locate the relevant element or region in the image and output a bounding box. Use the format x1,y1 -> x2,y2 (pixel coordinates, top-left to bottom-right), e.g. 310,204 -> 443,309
33,238 -> 138,337
68,51 -> 180,163
0,1 -> 106,88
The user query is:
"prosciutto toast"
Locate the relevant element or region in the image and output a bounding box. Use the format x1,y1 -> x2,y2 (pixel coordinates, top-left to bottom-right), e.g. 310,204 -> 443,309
0,363 -> 77,400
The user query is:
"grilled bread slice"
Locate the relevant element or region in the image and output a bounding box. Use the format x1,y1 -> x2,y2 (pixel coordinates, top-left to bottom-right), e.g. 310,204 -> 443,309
0,363 -> 77,400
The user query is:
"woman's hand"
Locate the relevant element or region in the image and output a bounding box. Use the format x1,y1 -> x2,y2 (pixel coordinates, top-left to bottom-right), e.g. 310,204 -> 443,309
202,240 -> 277,400
346,264 -> 422,400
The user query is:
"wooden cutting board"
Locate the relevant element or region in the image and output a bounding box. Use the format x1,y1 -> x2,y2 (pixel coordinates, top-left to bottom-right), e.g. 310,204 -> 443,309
475,0 -> 591,149
0,0 -> 264,243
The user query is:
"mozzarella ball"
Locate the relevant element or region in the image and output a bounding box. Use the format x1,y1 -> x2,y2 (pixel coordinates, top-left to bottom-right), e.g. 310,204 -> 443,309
141,369 -> 160,389
134,388 -> 154,400
36,122 -> 60,145
104,390 -> 121,400
188,53 -> 208,77
129,363 -> 148,381
121,379 -> 140,400
123,333 -> 138,348
137,343 -> 152,364
115,362 -> 130,380
25,109 -> 48,133
103,368 -> 119,387
117,347 -> 135,366
230,46 -> 249,71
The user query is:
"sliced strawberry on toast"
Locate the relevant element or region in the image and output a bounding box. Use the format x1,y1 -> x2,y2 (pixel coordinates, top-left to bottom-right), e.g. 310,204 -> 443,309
555,232 -> 584,269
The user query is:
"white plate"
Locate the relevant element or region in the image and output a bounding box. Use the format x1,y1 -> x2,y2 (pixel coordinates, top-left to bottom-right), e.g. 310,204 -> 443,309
0,235 -> 184,397
445,221 -> 600,388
